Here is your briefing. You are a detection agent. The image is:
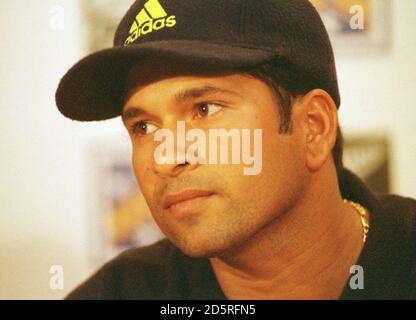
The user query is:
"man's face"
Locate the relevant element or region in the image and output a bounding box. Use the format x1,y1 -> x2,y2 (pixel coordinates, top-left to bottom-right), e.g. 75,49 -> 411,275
122,57 -> 309,258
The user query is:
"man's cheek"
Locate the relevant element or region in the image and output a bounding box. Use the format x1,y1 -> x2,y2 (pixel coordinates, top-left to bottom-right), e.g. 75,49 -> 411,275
132,147 -> 151,175
133,161 -> 154,198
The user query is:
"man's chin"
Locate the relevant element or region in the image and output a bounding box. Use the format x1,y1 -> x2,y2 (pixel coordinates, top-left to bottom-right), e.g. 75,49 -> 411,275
173,237 -> 234,259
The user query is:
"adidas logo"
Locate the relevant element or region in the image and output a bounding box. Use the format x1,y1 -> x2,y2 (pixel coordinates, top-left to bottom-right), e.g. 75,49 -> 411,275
124,0 -> 176,45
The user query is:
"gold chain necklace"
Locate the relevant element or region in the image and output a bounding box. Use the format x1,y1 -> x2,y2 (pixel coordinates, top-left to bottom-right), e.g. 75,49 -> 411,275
343,199 -> 370,243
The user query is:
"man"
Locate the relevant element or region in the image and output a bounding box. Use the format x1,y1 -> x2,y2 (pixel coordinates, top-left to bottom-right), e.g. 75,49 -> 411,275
56,0 -> 416,299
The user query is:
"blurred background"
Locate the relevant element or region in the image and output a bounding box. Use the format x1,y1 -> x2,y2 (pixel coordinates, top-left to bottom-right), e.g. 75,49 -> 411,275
0,0 -> 415,299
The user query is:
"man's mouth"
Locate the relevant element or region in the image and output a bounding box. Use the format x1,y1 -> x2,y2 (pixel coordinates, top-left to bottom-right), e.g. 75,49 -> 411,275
162,189 -> 215,209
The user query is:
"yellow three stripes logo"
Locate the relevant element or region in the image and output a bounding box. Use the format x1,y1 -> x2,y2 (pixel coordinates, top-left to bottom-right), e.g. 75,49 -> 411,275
124,0 -> 177,45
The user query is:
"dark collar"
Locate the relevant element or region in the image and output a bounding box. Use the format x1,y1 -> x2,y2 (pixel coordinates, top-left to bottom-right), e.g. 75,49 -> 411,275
339,169 -> 414,299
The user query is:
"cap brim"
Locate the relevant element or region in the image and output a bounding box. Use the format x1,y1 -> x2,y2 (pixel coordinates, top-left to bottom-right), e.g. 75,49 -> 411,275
55,40 -> 275,121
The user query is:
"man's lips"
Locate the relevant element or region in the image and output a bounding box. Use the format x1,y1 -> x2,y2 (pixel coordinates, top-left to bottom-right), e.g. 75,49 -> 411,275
162,190 -> 215,209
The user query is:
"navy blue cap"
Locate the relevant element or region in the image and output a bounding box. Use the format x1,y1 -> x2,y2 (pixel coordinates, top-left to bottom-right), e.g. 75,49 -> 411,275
56,0 -> 340,121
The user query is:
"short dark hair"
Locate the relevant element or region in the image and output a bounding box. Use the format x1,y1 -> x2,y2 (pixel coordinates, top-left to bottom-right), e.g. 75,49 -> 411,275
240,57 -> 344,177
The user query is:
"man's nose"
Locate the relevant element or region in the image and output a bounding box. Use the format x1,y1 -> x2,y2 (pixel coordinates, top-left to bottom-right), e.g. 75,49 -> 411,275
151,122 -> 202,178
153,160 -> 199,178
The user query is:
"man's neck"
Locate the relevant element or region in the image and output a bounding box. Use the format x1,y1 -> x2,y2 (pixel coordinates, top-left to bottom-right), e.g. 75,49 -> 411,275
209,172 -> 366,300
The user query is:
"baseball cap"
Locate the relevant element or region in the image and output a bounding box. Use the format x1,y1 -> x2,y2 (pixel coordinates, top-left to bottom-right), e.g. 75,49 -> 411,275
55,0 -> 340,122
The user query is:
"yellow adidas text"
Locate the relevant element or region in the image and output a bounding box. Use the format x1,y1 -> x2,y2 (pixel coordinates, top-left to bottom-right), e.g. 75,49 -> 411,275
125,16 -> 176,45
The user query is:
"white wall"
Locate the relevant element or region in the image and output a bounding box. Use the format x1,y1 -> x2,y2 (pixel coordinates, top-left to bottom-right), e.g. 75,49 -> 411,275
337,0 -> 416,196
0,0 -> 126,299
0,0 -> 415,299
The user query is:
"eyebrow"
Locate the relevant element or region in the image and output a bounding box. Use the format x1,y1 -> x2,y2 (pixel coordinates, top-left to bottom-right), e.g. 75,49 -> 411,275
174,85 -> 242,103
121,107 -> 150,123
122,85 -> 242,123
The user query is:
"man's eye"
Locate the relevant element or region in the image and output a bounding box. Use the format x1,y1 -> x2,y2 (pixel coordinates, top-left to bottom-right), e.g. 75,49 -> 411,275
196,103 -> 223,118
133,121 -> 158,135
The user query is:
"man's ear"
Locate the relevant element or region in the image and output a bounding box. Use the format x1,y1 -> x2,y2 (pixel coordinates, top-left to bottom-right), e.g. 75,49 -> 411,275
298,89 -> 338,172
